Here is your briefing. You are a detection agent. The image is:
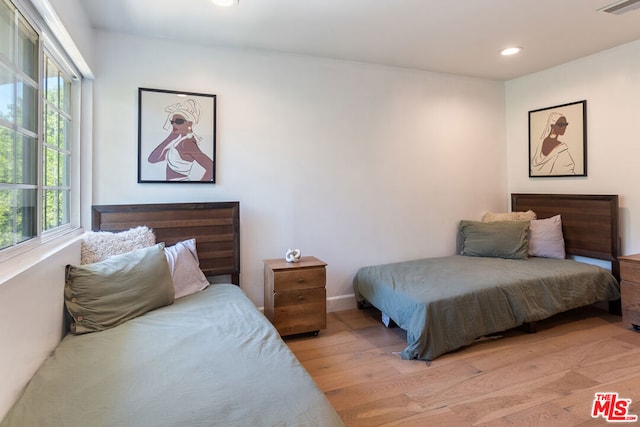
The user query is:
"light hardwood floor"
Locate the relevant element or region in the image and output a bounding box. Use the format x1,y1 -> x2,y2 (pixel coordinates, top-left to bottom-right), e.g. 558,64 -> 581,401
285,306 -> 640,426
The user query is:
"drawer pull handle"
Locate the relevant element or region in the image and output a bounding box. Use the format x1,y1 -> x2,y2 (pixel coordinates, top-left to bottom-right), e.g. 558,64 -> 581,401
298,296 -> 305,302
297,278 -> 305,283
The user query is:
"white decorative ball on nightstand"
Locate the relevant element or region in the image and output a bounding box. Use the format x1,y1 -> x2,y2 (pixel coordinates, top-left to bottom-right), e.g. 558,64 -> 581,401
285,248 -> 301,263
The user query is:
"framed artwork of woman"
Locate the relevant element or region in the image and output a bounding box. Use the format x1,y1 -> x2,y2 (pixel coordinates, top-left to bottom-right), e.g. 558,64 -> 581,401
528,100 -> 586,178
138,88 -> 216,183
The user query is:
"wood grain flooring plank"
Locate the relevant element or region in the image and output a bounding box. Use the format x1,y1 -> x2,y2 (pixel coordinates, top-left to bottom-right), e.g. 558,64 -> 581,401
286,307 -> 640,426
337,394 -> 425,427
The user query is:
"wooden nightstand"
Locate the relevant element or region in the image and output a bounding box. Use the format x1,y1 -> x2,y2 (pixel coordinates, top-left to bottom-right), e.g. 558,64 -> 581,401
264,256 -> 327,336
619,254 -> 640,331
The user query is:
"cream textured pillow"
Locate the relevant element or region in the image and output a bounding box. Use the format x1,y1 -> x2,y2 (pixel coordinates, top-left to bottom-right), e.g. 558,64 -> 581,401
164,239 -> 210,299
81,226 -> 156,264
528,215 -> 566,259
482,210 -> 537,223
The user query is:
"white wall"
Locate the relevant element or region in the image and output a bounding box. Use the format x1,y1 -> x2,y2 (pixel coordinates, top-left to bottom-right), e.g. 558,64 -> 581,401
506,39 -> 640,255
0,239 -> 81,420
45,0 -> 95,73
91,31 -> 507,307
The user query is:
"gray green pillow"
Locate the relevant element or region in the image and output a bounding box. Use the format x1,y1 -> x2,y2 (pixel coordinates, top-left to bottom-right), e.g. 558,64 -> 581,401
459,220 -> 529,259
65,243 -> 175,334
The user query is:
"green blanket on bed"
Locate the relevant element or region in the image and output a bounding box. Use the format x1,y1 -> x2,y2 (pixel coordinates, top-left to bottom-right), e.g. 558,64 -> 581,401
1,284 -> 343,427
355,256 -> 620,361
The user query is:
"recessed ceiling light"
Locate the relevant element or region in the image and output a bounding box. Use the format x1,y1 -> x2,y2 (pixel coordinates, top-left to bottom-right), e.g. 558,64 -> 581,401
212,0 -> 238,6
500,47 -> 522,56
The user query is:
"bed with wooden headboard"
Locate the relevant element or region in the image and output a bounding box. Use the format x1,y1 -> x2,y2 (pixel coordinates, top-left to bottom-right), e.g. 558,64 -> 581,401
354,194 -> 621,362
1,201 -> 344,427
92,201 -> 241,284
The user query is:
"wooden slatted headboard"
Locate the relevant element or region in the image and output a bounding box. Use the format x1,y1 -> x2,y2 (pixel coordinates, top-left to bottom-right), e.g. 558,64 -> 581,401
511,193 -> 619,279
91,202 -> 240,284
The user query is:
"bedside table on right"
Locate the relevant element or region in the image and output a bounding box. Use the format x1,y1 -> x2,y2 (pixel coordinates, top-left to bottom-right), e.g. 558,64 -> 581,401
619,254 -> 640,331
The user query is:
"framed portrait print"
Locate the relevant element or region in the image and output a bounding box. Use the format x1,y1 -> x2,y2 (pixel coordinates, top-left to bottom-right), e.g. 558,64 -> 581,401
528,100 -> 586,178
138,88 -> 216,183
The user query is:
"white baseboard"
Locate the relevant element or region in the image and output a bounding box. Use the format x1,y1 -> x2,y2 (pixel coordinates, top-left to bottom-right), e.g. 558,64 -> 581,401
327,293 -> 357,312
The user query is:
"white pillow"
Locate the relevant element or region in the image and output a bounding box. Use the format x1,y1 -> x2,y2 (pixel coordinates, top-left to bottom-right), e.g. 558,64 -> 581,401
81,226 -> 156,264
164,239 -> 210,299
528,215 -> 566,259
482,210 -> 537,222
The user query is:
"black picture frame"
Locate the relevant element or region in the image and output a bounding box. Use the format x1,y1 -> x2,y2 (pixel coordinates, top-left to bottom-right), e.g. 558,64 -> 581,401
138,88 -> 216,183
528,100 -> 586,178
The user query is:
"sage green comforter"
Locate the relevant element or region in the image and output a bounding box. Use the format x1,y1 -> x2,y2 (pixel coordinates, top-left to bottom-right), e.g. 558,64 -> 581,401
354,256 -> 620,361
1,284 -> 343,427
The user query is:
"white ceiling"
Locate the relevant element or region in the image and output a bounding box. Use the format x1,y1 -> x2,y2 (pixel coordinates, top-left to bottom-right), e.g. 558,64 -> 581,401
77,0 -> 640,81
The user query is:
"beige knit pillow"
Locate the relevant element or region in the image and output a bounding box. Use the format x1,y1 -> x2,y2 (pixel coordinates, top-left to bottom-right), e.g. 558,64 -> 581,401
81,226 -> 156,264
481,210 -> 536,223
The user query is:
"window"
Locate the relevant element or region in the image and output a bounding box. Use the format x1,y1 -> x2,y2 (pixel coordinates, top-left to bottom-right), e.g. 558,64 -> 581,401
43,55 -> 71,231
0,0 -> 77,253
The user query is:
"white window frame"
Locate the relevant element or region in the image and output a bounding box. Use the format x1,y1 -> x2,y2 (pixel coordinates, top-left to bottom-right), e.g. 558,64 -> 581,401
0,0 -> 82,264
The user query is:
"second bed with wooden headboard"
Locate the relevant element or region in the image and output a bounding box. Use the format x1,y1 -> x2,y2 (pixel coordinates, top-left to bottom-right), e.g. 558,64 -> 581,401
354,193 -> 621,362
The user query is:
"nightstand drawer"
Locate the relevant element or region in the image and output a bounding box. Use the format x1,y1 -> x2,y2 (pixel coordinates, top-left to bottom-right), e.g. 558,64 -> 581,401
273,267 -> 325,292
273,288 -> 326,335
621,262 -> 640,284
274,287 -> 326,306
